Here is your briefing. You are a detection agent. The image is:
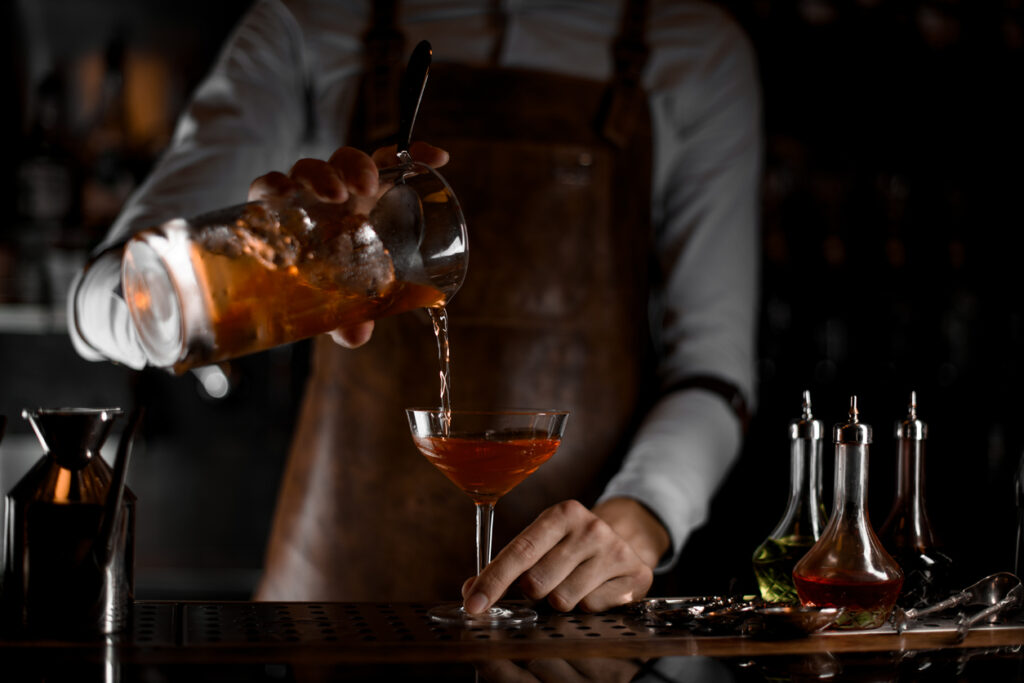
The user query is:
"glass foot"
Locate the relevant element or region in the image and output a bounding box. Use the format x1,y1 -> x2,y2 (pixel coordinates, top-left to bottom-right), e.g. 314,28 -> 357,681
427,602 -> 537,627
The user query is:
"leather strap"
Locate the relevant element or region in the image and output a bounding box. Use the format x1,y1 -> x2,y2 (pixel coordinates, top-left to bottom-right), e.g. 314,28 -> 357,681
358,0 -> 652,147
598,0 -> 651,147
357,0 -> 405,146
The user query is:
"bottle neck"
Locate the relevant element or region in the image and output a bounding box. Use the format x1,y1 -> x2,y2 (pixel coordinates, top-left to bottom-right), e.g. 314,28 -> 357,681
890,437 -> 936,546
833,442 -> 870,522
772,436 -> 826,539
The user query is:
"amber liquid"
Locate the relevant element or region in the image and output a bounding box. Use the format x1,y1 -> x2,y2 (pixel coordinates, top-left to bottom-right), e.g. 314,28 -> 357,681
183,240 -> 444,370
429,307 -> 453,426
412,432 -> 561,504
794,572 -> 903,629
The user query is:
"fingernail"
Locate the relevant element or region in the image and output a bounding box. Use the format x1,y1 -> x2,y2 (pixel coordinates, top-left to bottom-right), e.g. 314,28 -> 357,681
464,592 -> 488,615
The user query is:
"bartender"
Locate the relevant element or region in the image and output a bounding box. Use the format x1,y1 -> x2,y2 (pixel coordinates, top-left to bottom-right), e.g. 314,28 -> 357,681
69,0 -> 761,615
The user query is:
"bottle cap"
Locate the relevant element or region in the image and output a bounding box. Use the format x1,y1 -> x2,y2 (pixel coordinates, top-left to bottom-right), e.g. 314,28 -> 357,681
789,389 -> 824,440
895,390 -> 927,441
834,395 -> 872,444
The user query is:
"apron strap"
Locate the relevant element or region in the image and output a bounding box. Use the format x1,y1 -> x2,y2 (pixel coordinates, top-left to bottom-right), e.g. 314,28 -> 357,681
358,0 -> 652,148
357,0 -> 405,146
598,0 -> 651,147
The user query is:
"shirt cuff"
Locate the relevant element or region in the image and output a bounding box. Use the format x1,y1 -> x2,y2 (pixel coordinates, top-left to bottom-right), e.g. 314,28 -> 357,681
597,388 -> 743,573
67,248 -> 148,370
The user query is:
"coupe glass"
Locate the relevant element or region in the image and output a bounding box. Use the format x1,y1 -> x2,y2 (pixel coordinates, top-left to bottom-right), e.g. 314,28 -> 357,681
405,408 -> 569,626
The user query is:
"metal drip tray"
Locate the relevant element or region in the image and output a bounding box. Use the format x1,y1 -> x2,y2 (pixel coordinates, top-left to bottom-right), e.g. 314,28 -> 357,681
156,601 -> 653,653
5,601 -> 1024,666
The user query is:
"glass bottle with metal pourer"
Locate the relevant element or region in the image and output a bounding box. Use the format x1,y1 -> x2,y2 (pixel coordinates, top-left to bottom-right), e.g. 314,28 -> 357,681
752,390 -> 827,603
793,396 -> 904,629
879,391 -> 954,607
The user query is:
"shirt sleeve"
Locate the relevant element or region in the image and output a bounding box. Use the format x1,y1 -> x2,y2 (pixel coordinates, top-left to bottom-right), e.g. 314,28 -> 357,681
70,0 -> 311,365
598,9 -> 763,571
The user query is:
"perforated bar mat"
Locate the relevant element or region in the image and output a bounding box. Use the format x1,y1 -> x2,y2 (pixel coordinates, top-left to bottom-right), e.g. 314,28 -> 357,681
168,602 -> 654,655
5,602 -> 1024,664
123,602 -> 1024,660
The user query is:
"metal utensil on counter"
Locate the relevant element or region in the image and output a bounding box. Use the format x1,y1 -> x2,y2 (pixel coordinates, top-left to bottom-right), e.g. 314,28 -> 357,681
955,582 -> 1024,642
893,572 -> 1024,637
89,408 -> 144,583
740,605 -> 845,639
629,596 -> 843,639
628,595 -> 735,621
6,407 -> 142,637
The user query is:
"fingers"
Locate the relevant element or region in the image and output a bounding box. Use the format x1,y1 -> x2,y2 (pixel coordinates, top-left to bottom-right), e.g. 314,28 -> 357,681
464,501 -> 581,614
371,141 -> 450,169
474,660 -> 541,683
463,500 -> 654,616
327,321 -> 375,348
249,147 -> 380,205
519,509 -> 652,612
529,658 -> 640,683
292,157 -> 351,200
248,171 -> 295,201
249,143 -> 447,205
327,147 -> 379,195
475,658 -> 640,683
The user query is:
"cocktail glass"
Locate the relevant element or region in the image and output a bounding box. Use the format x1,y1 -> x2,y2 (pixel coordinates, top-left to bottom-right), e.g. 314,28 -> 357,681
405,408 -> 569,626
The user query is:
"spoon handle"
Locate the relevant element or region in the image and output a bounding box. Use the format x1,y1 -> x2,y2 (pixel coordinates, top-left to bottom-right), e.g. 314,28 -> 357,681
94,407 -> 144,569
397,40 -> 432,160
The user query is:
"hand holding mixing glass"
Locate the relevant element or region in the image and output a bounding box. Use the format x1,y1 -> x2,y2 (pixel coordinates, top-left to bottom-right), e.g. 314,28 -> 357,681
120,41 -> 468,372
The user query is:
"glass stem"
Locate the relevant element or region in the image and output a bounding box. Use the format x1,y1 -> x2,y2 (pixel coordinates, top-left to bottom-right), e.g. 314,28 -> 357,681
475,502 -> 495,576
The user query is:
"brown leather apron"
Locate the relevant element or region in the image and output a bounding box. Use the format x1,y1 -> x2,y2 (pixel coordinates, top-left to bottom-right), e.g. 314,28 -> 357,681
257,1 -> 655,602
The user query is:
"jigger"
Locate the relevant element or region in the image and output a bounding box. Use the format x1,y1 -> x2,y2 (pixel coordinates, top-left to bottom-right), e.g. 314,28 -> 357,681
4,408 -> 142,638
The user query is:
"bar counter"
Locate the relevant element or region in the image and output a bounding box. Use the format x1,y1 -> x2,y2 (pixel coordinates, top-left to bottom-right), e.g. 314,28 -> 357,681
2,601 -> 1024,681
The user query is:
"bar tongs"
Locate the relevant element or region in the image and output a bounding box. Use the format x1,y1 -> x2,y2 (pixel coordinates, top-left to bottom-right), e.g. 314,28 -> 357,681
893,572 -> 1024,641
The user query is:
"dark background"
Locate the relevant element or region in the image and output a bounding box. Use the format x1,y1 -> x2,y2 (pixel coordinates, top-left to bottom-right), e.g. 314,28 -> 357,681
1,0 -> 1022,600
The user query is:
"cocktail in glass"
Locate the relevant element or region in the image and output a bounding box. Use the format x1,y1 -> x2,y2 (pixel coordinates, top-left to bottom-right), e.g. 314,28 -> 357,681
405,408 -> 569,626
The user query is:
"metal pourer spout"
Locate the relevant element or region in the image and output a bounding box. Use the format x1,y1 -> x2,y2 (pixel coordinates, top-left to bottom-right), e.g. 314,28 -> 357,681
791,389 -> 823,440
835,395 -> 873,444
896,390 -> 927,441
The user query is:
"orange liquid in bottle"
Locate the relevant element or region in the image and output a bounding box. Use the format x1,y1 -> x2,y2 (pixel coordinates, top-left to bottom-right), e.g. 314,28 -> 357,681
794,572 -> 903,629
